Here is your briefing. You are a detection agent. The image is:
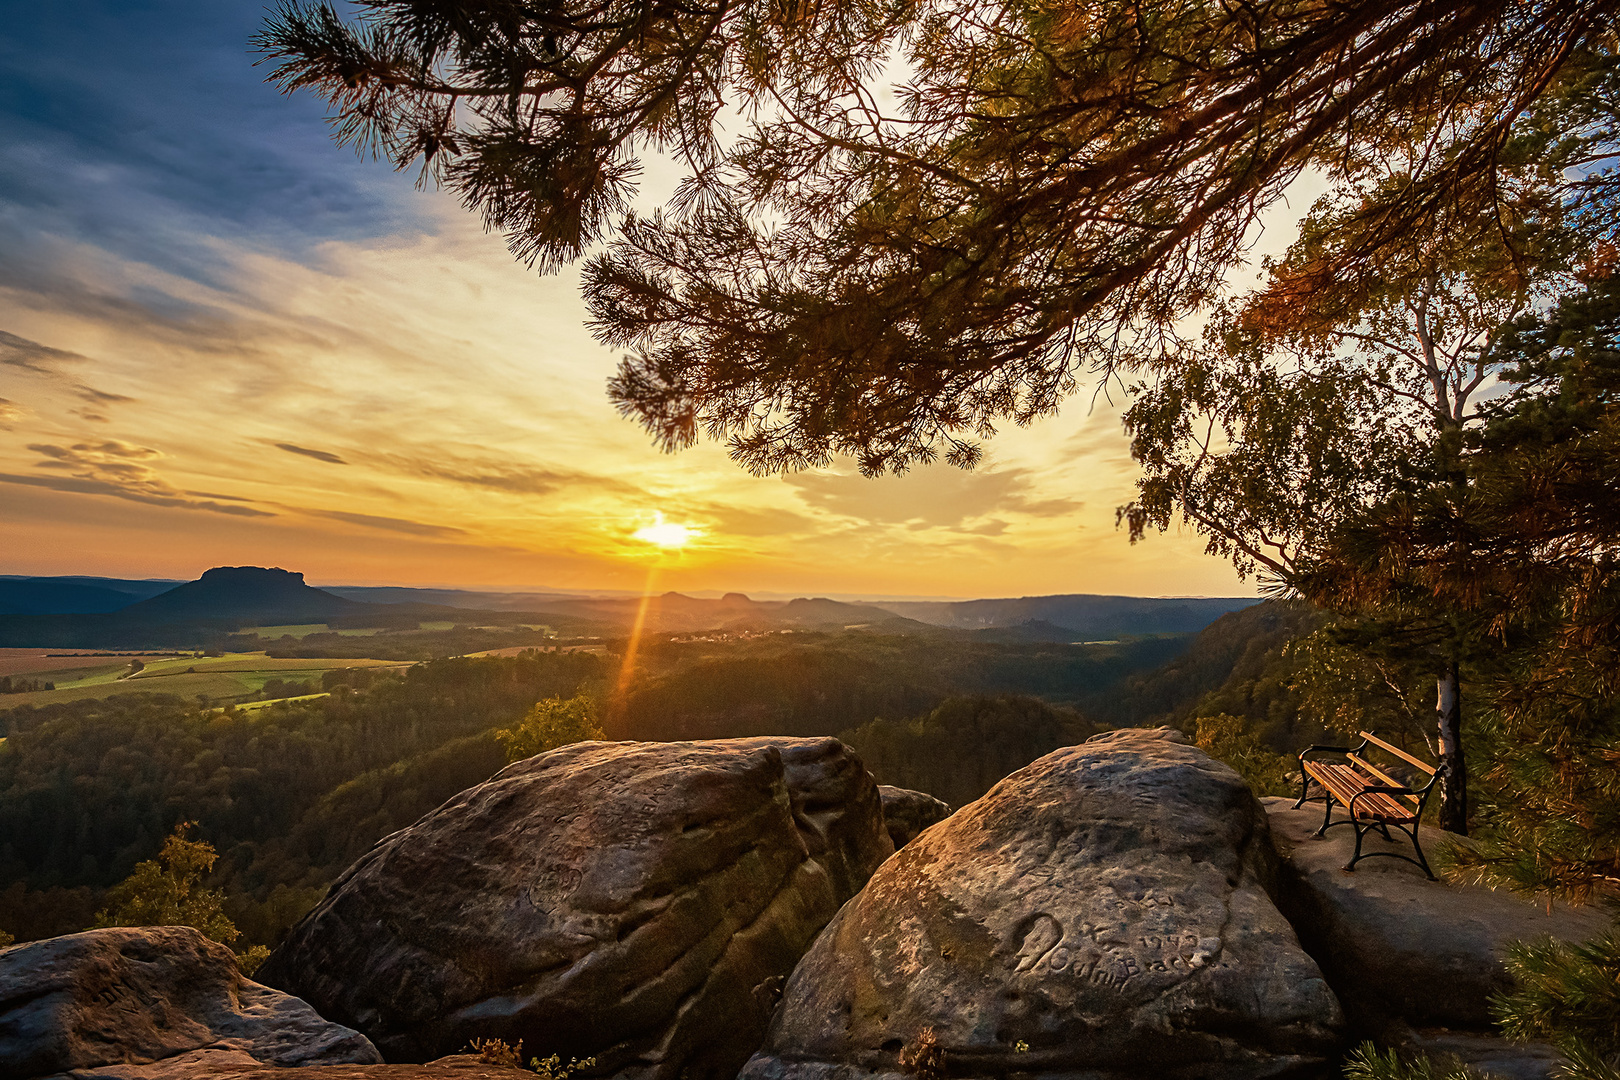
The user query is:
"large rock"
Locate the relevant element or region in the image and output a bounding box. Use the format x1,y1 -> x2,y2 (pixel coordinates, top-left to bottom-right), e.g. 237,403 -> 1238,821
164,1054 -> 532,1078
876,786 -> 951,849
0,925 -> 379,1079
742,728 -> 1344,1080
259,738 -> 893,1074
1265,798 -> 1610,1077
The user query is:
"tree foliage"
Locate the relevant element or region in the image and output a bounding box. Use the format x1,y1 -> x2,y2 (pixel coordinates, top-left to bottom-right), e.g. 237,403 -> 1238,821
1341,1043 -> 1487,1080
1310,271 -> 1620,897
840,694 -> 1099,806
1118,57 -> 1620,830
496,693 -> 605,761
1494,931 -> 1620,1080
258,0 -> 1617,472
1192,713 -> 1293,797
93,823 -> 241,944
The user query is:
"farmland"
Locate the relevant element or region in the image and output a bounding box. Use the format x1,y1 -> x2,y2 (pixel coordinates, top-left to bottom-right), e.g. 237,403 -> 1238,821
0,648 -> 406,707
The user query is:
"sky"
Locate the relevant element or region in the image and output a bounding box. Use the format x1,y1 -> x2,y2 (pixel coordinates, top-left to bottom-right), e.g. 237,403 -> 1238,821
0,1 -> 1262,600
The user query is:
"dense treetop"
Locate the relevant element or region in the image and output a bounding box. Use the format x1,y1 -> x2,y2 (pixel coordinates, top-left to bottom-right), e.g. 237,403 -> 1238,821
259,0 -> 1618,472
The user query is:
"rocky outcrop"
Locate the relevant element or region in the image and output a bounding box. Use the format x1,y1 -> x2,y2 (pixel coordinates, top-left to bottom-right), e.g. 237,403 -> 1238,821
742,728 -> 1344,1080
259,737 -> 893,1075
167,1054 -> 531,1078
1265,798 -> 1610,1078
876,786 -> 951,848
0,925 -> 379,1080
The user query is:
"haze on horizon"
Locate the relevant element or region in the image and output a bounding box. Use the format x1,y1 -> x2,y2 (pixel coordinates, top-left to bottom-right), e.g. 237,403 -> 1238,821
0,2 -> 1262,601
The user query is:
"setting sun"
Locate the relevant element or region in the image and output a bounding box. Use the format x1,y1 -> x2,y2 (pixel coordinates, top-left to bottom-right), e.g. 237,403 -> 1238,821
632,513 -> 703,550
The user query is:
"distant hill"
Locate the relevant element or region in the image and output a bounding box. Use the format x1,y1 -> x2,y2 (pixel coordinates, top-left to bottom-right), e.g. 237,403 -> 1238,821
873,594 -> 1257,636
0,576 -> 178,615
1079,600 -> 1324,728
515,591 -> 930,634
121,566 -> 364,622
324,586 -> 599,610
0,571 -> 1257,650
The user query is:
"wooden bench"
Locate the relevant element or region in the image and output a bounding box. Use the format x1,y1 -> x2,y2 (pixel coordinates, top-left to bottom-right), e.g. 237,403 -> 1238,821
1294,731 -> 1439,879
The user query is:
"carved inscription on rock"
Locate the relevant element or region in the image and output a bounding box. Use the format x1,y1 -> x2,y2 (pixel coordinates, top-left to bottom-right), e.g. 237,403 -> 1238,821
1002,892 -> 1222,992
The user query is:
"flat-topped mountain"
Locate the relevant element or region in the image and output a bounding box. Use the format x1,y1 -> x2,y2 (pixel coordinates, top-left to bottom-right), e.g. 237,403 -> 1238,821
121,567 -> 365,622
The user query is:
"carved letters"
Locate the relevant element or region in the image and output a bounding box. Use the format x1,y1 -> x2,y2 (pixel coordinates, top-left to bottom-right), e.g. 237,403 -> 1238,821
1002,892 -> 1221,991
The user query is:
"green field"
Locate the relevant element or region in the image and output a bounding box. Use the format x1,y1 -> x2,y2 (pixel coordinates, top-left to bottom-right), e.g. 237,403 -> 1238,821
0,653 -> 407,708
241,620 -> 465,638
236,691 -> 332,711
242,623 -> 385,638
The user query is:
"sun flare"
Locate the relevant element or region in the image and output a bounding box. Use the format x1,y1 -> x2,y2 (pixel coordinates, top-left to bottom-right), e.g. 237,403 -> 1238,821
632,513 -> 702,550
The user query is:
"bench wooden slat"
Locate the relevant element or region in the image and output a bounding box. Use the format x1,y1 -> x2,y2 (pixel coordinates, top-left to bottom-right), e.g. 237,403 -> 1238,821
1345,753 -> 1423,807
1357,731 -> 1438,774
1302,761 -> 1416,821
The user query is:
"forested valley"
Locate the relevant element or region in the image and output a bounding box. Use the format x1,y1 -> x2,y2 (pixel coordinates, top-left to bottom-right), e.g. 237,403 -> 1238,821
0,609 -> 1300,952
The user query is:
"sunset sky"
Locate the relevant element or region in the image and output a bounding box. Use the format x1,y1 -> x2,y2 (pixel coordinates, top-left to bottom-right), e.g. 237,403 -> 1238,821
0,1 -> 1268,600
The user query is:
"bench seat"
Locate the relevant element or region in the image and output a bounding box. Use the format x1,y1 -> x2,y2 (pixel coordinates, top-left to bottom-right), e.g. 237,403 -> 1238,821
1300,761 -> 1414,822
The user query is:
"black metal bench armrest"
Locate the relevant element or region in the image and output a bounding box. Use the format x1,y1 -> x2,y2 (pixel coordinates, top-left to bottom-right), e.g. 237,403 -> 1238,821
1407,771 -> 1441,795
1299,741 -> 1367,763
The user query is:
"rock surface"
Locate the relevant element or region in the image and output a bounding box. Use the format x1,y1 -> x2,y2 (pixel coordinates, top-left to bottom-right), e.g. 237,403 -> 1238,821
259,737 -> 893,1075
876,786 -> 951,848
0,925 -> 379,1080
742,728 -> 1344,1080
98,1053 -> 532,1078
1265,798 -> 1609,1078
55,1053 -> 529,1079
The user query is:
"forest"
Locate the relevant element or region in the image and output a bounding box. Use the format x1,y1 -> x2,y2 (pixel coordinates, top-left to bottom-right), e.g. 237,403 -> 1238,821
0,613 -> 1284,951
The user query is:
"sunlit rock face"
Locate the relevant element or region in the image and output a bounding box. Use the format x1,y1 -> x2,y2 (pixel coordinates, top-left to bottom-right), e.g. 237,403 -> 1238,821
257,737 -> 892,1075
742,728 -> 1344,1080
0,925 -> 380,1079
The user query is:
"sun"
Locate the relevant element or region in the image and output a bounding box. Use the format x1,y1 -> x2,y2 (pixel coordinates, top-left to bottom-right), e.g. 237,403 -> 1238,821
632,512 -> 702,550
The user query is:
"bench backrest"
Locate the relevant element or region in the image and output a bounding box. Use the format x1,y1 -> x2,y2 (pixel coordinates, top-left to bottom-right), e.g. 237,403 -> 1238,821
1357,731 -> 1438,775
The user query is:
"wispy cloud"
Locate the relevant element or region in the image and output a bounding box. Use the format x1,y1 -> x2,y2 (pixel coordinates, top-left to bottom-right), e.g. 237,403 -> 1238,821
0,329 -> 88,374
75,384 -> 135,404
299,508 -> 466,537
786,462 -> 1083,529
276,442 -> 347,465
372,452 -> 646,498
13,440 -> 275,517
0,472 -> 274,517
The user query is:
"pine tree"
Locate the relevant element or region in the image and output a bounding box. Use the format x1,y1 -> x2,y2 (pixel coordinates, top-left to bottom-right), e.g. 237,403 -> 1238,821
258,1 -> 1617,472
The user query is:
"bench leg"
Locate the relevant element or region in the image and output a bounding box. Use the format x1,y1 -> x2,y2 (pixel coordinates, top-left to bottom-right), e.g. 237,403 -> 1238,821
1408,828 -> 1436,881
1314,793 -> 1335,837
1344,821 -> 1368,872
1293,771 -> 1311,809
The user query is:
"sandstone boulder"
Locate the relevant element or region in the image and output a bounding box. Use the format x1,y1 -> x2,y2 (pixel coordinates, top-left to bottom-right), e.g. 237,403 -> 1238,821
742,728 -> 1344,1080
157,1054 -> 531,1078
876,786 -> 951,849
0,925 -> 379,1080
259,737 -> 893,1075
1265,798 -> 1610,1077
